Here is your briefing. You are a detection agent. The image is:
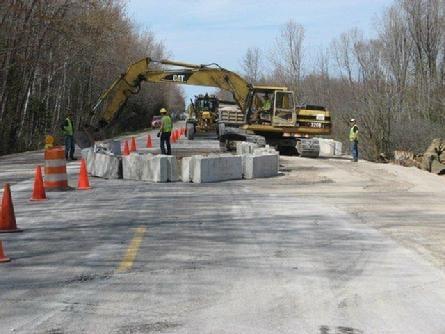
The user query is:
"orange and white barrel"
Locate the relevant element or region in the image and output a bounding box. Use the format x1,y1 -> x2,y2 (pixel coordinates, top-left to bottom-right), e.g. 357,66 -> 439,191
44,147 -> 68,191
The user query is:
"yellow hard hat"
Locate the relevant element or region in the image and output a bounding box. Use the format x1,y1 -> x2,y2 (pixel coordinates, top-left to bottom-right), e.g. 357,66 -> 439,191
160,108 -> 167,114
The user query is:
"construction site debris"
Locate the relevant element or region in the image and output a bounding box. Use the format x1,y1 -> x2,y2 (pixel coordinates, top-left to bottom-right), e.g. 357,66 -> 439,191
394,150 -> 418,167
94,140 -> 121,156
422,139 -> 445,174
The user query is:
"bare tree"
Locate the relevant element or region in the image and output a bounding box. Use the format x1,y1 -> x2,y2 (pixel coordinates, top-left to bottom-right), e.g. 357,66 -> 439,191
241,47 -> 262,84
270,20 -> 305,98
402,0 -> 443,120
331,29 -> 362,85
0,0 -> 184,155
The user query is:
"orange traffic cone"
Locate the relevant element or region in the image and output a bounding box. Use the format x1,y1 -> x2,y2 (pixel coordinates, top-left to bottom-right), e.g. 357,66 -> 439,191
30,166 -> 47,201
0,241 -> 10,263
130,137 -> 137,152
77,159 -> 91,190
171,131 -> 177,143
123,140 -> 130,156
0,184 -> 22,233
146,134 -> 153,148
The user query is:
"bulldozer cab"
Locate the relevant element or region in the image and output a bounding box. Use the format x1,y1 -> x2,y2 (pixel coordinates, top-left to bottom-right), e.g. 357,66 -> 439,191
195,94 -> 217,113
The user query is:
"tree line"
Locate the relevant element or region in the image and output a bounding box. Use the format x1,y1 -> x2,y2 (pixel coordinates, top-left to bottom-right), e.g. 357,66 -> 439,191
0,0 -> 184,155
241,0 -> 444,160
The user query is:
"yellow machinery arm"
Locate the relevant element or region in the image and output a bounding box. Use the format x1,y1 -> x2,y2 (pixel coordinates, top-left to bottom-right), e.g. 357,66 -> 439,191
94,58 -> 251,126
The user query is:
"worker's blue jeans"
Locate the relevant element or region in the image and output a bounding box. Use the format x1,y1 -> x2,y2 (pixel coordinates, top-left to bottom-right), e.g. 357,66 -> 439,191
160,132 -> 171,155
64,135 -> 75,159
351,141 -> 358,162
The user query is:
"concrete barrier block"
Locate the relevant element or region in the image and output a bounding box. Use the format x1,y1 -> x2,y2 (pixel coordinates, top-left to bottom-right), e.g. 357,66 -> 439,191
81,148 -> 91,161
253,145 -> 279,155
241,155 -> 247,177
318,138 -> 335,156
84,148 -> 96,175
140,155 -> 169,183
122,153 -> 143,180
334,141 -> 342,155
152,156 -> 169,183
236,141 -> 259,155
93,153 -> 121,179
181,157 -> 193,182
192,155 -> 243,183
140,155 -> 153,182
166,156 -> 178,182
243,154 -> 279,179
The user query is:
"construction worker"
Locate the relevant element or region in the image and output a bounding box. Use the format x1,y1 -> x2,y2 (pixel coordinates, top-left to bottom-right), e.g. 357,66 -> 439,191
61,112 -> 77,160
349,118 -> 359,162
159,108 -> 172,155
260,93 -> 272,122
262,93 -> 272,113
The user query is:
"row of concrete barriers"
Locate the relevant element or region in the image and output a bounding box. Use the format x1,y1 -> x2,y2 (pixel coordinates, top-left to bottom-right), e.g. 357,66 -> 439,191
317,138 -> 343,156
237,138 -> 344,157
81,144 -> 280,183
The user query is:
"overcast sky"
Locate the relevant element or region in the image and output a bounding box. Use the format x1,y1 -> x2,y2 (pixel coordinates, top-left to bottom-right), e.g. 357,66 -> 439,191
126,0 -> 394,102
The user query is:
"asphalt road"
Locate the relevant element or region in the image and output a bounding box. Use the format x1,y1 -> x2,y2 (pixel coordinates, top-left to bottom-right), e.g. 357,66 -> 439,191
1,136 -> 445,334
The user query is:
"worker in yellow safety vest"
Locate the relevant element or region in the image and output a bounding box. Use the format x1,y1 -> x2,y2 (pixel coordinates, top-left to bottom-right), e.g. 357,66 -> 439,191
61,112 -> 77,160
159,108 -> 172,155
258,93 -> 272,123
349,118 -> 359,162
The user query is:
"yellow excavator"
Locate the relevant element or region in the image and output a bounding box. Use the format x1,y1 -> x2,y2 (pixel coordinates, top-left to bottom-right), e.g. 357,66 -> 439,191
76,58 -> 331,156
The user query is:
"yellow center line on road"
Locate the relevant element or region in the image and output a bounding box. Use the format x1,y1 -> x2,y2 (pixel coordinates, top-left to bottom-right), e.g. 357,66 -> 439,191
117,226 -> 146,273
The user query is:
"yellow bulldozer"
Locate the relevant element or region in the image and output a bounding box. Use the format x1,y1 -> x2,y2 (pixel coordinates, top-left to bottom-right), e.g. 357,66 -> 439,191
186,94 -> 219,140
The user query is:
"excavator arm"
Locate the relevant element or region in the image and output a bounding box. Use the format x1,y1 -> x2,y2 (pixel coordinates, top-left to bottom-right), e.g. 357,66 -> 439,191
94,58 -> 251,126
75,58 -> 251,148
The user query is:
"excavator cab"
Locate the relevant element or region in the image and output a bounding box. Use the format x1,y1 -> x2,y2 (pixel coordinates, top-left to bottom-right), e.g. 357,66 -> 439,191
246,87 -> 297,127
272,91 -> 296,127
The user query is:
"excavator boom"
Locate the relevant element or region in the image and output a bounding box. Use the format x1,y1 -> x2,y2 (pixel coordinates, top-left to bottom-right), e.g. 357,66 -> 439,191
95,58 -> 251,125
